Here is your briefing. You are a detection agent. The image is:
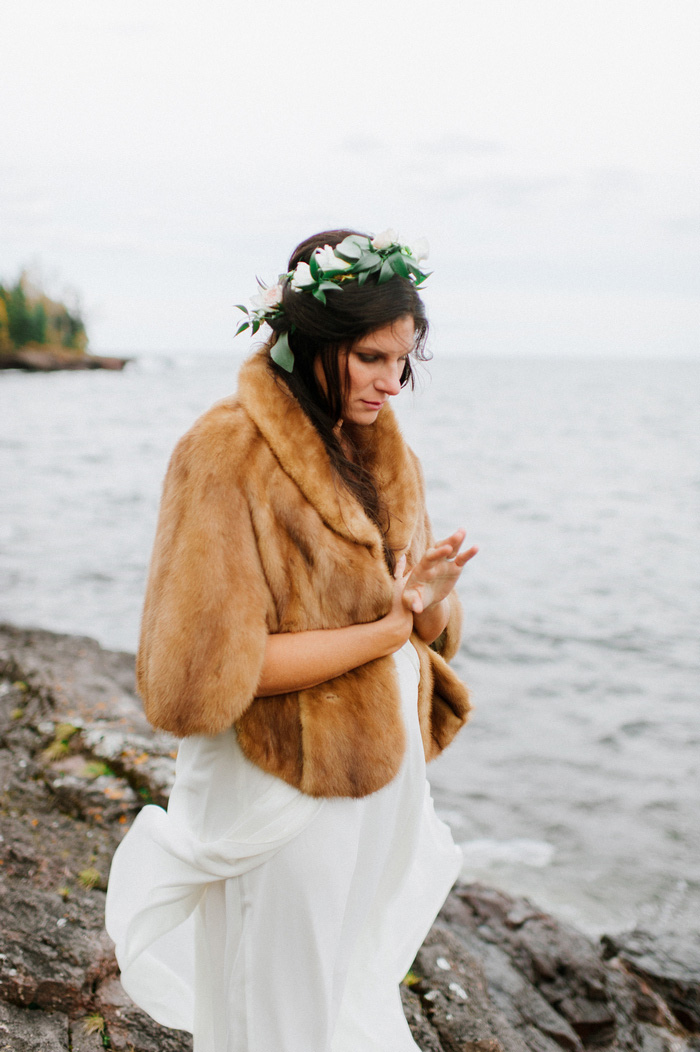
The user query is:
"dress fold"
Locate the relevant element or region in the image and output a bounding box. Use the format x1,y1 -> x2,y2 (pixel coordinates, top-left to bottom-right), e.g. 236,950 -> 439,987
105,641 -> 462,1051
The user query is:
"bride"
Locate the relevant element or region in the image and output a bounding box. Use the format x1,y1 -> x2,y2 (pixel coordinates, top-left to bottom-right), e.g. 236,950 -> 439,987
106,227 -> 477,1052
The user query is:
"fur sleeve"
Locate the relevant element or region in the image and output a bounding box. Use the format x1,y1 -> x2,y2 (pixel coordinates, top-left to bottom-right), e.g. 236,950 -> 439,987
408,450 -> 464,663
136,419 -> 271,737
422,506 -> 464,662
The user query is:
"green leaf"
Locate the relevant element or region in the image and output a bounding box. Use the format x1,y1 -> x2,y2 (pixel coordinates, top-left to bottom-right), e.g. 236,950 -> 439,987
234,320 -> 250,336
378,258 -> 395,284
234,304 -> 249,314
357,270 -> 370,285
411,266 -> 432,287
312,287 -> 327,304
388,252 -> 411,279
318,280 -> 343,294
335,235 -> 365,262
309,253 -> 320,281
322,266 -> 351,279
251,319 -> 261,334
270,331 -> 294,372
357,250 -> 382,270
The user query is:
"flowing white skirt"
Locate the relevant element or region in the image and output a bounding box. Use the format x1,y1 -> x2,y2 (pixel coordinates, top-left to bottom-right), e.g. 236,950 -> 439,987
105,641 -> 462,1052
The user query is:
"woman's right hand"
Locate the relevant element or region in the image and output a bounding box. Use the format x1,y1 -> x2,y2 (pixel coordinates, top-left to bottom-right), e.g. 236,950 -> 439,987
378,554 -> 415,654
258,556 -> 418,694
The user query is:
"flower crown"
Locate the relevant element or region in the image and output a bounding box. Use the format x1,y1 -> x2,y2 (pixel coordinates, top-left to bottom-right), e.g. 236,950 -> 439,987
234,229 -> 430,372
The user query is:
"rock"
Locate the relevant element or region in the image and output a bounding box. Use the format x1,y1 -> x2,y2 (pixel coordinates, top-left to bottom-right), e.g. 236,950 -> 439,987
0,349 -> 130,371
401,985 -> 445,1052
603,930 -> 700,1033
1,622 -> 698,1052
413,925 -> 531,1051
0,1000 -> 70,1051
70,1021 -> 107,1052
436,884 -> 700,1052
0,624 -> 180,1050
95,977 -> 192,1051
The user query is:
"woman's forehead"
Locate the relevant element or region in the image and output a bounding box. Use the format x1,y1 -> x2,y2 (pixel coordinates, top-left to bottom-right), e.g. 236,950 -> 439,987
353,317 -> 416,354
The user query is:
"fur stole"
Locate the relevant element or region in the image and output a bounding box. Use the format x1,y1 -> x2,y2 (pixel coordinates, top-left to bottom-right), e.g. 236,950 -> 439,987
136,348 -> 471,797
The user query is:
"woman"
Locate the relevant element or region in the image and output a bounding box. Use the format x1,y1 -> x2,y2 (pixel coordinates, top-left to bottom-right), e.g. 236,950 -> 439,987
106,228 -> 477,1052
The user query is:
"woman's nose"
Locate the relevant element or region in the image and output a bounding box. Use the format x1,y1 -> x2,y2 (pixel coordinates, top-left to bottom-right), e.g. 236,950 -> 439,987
377,365 -> 402,396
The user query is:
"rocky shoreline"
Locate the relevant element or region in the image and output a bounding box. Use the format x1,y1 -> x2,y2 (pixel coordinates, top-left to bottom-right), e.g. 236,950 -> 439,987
1,622 -> 698,1051
0,348 -> 130,372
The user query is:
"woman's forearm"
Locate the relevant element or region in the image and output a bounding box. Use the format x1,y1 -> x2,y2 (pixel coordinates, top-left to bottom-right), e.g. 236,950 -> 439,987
412,598 -> 449,646
256,616 -> 409,697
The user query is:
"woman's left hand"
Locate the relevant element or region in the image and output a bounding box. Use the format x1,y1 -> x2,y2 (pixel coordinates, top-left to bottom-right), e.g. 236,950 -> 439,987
402,529 -> 478,615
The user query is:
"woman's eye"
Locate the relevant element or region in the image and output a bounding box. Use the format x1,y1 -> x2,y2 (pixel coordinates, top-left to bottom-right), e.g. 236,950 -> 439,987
357,354 -> 378,363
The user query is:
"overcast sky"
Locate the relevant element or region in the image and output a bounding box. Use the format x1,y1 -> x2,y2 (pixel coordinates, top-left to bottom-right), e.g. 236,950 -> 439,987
2,0 -> 699,356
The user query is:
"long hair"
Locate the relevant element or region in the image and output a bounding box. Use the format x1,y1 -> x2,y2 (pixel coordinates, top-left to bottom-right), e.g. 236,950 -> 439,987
265,229 -> 431,572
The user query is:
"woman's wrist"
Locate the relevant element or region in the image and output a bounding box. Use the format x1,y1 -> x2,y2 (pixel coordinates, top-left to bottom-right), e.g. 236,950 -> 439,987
376,606 -> 414,657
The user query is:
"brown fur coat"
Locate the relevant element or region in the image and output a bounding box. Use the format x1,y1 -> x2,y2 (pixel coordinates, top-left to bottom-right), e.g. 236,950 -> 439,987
136,348 -> 471,797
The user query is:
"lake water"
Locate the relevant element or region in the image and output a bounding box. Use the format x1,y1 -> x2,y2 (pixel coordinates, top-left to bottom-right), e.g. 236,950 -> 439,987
1,351 -> 698,936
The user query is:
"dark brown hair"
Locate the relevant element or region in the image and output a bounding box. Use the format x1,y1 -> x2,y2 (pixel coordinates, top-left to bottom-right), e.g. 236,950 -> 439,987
265,228 -> 431,572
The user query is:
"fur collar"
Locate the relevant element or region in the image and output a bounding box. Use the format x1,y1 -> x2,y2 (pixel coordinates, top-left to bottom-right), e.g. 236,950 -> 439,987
237,349 -> 422,562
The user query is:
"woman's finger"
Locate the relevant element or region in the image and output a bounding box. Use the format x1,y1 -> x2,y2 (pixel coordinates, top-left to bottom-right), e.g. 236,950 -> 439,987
434,528 -> 467,554
454,545 -> 479,567
421,544 -> 454,564
402,586 -> 423,614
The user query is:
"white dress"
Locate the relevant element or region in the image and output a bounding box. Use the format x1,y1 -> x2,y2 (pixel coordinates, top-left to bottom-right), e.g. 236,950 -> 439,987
105,641 -> 462,1052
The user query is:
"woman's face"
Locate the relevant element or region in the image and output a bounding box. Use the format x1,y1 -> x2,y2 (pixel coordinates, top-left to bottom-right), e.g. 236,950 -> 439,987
337,315 -> 415,425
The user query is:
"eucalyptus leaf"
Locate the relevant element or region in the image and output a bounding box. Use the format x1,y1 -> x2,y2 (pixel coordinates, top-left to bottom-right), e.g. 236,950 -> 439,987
270,331 -> 294,372
318,280 -> 343,293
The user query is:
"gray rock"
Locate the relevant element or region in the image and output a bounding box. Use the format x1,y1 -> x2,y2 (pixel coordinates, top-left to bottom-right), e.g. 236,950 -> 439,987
413,925 -> 530,1052
96,978 -> 192,1052
0,1000 -> 69,1051
2,622 -> 699,1052
603,930 -> 700,1033
401,985 -> 445,1052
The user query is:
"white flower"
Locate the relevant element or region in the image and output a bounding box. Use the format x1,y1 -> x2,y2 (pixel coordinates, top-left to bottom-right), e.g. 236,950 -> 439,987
408,237 -> 429,262
250,283 -> 284,312
315,245 -> 351,272
290,261 -> 315,290
371,228 -> 399,251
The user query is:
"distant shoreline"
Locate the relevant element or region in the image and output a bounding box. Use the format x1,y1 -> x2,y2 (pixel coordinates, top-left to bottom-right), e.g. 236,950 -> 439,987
0,346 -> 131,372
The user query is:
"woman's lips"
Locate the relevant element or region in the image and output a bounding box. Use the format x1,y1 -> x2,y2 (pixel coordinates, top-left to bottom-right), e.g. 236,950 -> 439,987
361,400 -> 384,409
